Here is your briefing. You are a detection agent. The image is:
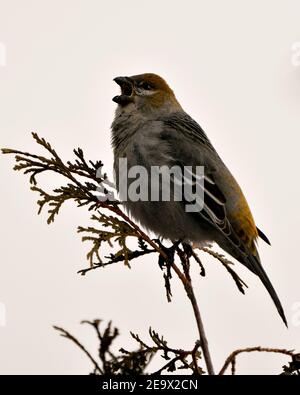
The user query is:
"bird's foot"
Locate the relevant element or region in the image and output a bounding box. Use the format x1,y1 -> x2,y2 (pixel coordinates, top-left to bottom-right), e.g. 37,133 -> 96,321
152,239 -> 178,269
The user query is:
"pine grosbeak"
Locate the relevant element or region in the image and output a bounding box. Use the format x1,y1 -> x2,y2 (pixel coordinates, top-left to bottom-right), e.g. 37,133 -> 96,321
111,73 -> 286,326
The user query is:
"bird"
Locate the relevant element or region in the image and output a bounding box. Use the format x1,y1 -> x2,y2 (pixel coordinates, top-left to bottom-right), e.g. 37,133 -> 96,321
111,73 -> 287,326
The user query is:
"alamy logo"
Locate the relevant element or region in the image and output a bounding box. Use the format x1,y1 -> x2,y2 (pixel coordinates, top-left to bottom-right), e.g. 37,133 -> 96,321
291,302 -> 300,327
0,302 -> 6,327
96,159 -> 205,213
0,42 -> 6,67
291,42 -> 300,67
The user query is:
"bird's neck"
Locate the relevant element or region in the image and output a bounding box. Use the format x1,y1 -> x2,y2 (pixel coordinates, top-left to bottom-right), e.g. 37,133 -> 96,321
111,108 -> 147,152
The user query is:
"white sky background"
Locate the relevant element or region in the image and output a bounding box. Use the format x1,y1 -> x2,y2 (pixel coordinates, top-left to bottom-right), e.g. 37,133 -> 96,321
0,0 -> 300,374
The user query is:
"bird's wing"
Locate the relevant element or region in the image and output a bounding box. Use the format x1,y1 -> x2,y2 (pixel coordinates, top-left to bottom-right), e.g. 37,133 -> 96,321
161,113 -> 270,246
159,112 -> 247,253
257,227 -> 271,245
159,112 -> 287,326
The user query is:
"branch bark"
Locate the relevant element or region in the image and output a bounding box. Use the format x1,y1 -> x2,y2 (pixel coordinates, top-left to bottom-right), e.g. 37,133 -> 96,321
102,203 -> 215,375
219,347 -> 295,375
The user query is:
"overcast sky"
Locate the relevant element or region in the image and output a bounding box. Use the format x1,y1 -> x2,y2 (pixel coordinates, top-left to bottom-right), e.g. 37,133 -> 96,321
1,0 -> 300,374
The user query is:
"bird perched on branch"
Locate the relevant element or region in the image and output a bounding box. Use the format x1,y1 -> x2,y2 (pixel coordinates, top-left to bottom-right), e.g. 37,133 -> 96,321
111,73 -> 286,326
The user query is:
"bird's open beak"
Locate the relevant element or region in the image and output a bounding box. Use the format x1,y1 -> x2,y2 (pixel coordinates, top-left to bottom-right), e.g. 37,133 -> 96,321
113,77 -> 134,105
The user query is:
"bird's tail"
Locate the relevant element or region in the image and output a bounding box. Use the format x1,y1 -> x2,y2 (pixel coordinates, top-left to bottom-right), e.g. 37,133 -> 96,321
244,253 -> 287,327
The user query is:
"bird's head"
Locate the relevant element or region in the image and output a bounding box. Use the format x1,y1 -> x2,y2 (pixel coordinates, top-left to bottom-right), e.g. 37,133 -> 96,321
113,73 -> 182,115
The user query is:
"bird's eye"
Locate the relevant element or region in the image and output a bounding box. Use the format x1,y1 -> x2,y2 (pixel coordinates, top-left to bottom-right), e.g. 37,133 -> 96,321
140,82 -> 153,90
